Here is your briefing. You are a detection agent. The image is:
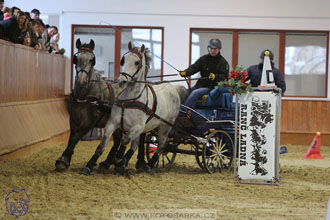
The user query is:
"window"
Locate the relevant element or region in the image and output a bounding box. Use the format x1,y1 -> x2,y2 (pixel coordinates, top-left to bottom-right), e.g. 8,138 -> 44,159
72,25 -> 164,88
73,27 -> 115,80
238,32 -> 280,70
190,28 -> 329,98
285,32 -> 327,97
121,28 -> 163,79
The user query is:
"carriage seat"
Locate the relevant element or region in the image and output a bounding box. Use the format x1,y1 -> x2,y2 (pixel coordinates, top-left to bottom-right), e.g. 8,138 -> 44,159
197,87 -> 234,110
193,87 -> 236,120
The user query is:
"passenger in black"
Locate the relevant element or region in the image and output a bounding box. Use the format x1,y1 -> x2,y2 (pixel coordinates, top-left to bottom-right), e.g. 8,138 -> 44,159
247,49 -> 286,94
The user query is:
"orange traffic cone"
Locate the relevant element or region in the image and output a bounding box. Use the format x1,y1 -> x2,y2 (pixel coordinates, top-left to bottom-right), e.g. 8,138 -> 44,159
304,132 -> 323,159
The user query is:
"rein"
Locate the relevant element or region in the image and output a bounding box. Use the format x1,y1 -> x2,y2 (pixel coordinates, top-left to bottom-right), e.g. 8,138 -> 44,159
111,76 -> 211,85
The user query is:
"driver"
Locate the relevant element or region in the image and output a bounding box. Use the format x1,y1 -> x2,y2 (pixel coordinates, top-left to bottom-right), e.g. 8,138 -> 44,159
180,38 -> 229,108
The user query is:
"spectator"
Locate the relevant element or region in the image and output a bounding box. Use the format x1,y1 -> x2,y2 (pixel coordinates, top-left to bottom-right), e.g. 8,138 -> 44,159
27,19 -> 42,48
0,11 -> 27,44
247,49 -> 286,94
50,33 -> 65,54
21,12 -> 31,45
30,8 -> 40,20
38,25 -> 58,52
50,33 -> 59,52
0,0 -> 4,21
3,7 -> 11,20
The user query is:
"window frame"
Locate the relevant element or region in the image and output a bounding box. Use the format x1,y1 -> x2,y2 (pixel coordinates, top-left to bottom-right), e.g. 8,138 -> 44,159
190,28 -> 329,99
71,24 -> 164,90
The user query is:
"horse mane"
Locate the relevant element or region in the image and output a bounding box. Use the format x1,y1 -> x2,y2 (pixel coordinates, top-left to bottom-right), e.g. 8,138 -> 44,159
131,46 -> 151,73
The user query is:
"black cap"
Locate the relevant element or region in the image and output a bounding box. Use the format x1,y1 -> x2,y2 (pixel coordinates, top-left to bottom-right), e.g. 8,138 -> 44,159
0,0 -> 4,3
260,49 -> 274,60
31,9 -> 40,14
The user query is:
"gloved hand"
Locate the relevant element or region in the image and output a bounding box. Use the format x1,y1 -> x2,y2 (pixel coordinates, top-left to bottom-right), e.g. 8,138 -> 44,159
179,71 -> 186,77
201,95 -> 208,103
209,73 -> 215,80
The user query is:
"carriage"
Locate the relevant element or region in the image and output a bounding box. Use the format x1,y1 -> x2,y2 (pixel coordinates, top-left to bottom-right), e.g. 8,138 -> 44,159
60,39 -> 240,176
144,88 -> 237,174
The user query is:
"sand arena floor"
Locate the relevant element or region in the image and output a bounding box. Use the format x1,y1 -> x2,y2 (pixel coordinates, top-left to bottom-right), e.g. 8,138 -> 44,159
0,140 -> 330,220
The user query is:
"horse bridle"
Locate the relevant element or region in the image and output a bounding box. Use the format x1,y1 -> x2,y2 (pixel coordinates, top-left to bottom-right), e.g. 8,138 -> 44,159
73,48 -> 98,99
120,50 -> 144,81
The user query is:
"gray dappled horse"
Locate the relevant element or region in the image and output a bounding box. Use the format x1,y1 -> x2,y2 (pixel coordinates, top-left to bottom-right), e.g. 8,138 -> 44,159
80,42 -> 187,175
55,39 -> 148,173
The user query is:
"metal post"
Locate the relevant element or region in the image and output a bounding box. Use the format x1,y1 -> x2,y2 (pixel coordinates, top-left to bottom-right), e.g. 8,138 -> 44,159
233,95 -> 239,182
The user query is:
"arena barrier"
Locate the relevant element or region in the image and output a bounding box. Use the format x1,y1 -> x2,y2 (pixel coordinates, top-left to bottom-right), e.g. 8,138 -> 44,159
0,40 -> 69,155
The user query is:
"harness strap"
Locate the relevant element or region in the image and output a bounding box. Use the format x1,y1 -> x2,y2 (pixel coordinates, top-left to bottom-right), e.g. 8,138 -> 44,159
116,84 -> 160,130
146,84 -> 157,124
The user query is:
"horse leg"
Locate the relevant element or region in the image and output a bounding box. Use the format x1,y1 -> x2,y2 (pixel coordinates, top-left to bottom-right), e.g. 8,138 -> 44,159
124,133 -> 144,165
134,133 -> 150,173
114,125 -> 144,175
99,129 -> 122,169
55,127 -> 90,172
80,122 -> 117,175
148,125 -> 171,168
121,133 -> 150,173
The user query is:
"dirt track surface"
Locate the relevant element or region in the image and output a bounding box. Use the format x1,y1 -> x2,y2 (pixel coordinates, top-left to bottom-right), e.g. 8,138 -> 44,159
0,141 -> 330,220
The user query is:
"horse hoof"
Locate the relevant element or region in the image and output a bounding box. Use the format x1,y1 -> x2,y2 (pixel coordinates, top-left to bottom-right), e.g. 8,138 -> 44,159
144,164 -> 151,173
114,166 -> 125,176
79,167 -> 92,176
55,156 -> 69,172
139,164 -> 151,174
135,161 -> 150,173
55,163 -> 67,172
99,161 -> 111,170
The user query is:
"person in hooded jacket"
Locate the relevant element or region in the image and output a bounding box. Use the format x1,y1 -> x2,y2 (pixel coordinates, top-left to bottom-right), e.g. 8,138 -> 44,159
247,49 -> 286,94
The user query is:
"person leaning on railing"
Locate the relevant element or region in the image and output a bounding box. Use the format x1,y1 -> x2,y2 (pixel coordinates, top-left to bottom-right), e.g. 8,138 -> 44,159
37,25 -> 58,52
0,10 -> 27,44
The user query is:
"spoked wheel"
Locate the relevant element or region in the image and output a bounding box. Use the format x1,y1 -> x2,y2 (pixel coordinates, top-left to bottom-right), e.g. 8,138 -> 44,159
191,142 -> 204,170
145,133 -> 177,168
202,130 -> 234,174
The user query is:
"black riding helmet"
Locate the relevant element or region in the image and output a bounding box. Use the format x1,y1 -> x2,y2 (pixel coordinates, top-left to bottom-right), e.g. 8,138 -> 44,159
208,38 -> 222,49
260,49 -> 274,60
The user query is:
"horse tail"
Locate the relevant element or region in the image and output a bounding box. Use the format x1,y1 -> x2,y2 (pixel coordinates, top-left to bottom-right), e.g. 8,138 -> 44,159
173,85 -> 189,104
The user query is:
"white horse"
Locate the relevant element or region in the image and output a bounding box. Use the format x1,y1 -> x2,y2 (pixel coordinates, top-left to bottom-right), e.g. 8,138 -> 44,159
81,42 -> 186,175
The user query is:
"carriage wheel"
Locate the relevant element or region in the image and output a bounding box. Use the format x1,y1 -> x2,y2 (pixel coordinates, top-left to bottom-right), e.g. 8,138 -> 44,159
191,142 -> 204,170
202,130 -> 234,174
145,133 -> 177,168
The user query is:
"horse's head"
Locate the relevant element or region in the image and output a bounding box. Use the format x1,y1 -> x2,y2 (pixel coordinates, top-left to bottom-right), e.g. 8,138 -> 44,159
119,41 -> 151,83
73,38 -> 96,98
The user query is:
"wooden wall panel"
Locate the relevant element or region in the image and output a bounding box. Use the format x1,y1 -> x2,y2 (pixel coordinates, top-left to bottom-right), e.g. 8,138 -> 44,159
281,100 -> 330,135
0,40 -> 69,155
0,40 -> 65,104
0,100 -> 69,155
